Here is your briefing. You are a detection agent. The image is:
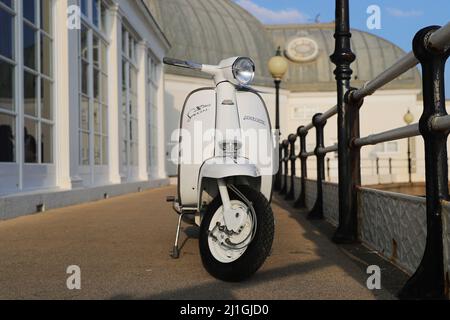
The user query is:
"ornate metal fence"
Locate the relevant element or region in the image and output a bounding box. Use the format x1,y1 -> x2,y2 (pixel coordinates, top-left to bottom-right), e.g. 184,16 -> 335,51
277,0 -> 450,299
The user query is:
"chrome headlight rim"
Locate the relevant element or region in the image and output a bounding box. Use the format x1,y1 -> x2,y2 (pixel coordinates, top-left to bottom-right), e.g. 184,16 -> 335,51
232,57 -> 255,86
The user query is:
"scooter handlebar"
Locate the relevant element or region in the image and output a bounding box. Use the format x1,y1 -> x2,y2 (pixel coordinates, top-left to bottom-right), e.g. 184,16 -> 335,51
163,57 -> 202,71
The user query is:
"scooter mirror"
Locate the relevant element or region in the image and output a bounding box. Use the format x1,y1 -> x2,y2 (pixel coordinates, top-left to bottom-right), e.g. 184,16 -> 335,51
163,57 -> 202,71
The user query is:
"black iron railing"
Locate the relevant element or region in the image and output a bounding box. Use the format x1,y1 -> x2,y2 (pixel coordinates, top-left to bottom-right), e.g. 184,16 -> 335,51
276,0 -> 450,299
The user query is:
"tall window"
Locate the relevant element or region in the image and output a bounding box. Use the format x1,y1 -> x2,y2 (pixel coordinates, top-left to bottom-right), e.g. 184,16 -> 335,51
0,0 -> 15,163
23,0 -> 54,164
147,54 -> 159,174
79,0 -> 108,167
121,25 -> 139,169
0,0 -> 53,165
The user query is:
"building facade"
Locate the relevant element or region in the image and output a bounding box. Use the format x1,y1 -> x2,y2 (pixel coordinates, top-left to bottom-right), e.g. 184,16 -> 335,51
0,0 -> 170,219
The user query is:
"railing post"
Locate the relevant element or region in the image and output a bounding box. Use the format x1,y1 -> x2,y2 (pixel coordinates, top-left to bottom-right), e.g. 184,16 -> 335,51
286,134 -> 297,200
376,157 -> 380,184
327,158 -> 331,182
376,157 -> 380,175
308,113 -> 326,220
274,141 -> 283,191
280,140 -> 289,195
330,0 -> 361,243
274,79 -> 282,191
398,26 -> 450,300
389,158 -> 392,175
407,136 -> 413,183
294,126 -> 308,208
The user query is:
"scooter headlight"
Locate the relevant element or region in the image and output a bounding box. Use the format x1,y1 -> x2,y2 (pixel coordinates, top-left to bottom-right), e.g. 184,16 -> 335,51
232,57 -> 255,86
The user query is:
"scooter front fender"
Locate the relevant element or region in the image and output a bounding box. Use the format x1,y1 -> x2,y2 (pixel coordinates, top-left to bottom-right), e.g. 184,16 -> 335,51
197,157 -> 273,220
199,157 -> 260,179
197,157 -> 263,216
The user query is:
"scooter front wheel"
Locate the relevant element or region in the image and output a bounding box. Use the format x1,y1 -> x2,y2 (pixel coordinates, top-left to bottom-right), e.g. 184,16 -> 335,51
199,185 -> 274,282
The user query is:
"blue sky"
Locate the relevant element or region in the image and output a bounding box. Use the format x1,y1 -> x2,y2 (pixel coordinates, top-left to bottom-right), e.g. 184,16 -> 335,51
235,0 -> 450,96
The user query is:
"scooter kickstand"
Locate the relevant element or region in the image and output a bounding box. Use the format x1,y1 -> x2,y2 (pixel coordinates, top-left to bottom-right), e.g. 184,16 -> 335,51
171,213 -> 184,259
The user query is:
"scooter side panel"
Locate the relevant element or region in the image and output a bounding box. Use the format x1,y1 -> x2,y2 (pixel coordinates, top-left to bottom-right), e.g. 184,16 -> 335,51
236,91 -> 275,201
178,88 -> 216,208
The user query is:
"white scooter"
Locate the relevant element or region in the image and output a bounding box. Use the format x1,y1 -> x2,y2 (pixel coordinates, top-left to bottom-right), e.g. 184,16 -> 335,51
164,56 -> 276,282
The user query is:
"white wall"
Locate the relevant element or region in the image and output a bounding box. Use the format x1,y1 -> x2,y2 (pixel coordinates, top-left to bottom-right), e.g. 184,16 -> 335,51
286,89 -> 425,185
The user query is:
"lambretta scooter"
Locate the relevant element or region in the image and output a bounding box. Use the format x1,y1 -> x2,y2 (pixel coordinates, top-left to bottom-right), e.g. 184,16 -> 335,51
164,56 -> 276,282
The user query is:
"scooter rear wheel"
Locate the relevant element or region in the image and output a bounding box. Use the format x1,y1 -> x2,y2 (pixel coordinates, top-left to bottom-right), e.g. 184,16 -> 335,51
199,185 -> 274,282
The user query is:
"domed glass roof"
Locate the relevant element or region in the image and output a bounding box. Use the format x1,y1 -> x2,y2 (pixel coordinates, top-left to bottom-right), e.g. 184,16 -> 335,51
145,0 -> 276,86
145,0 -> 421,92
266,23 -> 421,92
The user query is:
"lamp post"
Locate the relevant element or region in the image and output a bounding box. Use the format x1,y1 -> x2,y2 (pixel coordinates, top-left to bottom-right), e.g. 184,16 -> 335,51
404,109 -> 414,183
268,47 -> 288,191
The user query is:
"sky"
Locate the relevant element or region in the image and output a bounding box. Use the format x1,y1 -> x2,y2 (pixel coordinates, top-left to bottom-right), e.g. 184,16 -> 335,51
234,0 -> 450,96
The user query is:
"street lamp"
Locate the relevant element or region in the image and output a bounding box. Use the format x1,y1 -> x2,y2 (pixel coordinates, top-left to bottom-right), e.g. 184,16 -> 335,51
268,47 -> 288,191
404,109 -> 414,183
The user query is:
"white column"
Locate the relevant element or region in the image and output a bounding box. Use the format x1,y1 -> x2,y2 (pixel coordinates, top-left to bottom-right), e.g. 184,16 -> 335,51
67,0 -> 83,188
156,64 -> 168,179
53,0 -> 71,189
15,0 -> 24,191
107,4 -> 122,184
137,41 -> 149,181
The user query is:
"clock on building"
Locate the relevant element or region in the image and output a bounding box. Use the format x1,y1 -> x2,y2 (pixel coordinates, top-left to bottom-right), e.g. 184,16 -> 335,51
285,37 -> 320,63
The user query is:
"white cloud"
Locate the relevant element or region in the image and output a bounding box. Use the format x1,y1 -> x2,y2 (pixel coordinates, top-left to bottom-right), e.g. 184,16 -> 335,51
386,7 -> 423,17
236,0 -> 309,24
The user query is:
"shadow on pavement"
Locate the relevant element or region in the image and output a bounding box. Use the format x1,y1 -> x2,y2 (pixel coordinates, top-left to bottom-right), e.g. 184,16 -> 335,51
271,194 -> 409,300
110,259 -> 329,300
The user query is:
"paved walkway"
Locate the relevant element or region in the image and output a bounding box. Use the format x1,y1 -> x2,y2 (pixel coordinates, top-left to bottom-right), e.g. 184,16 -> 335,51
0,186 -> 395,300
